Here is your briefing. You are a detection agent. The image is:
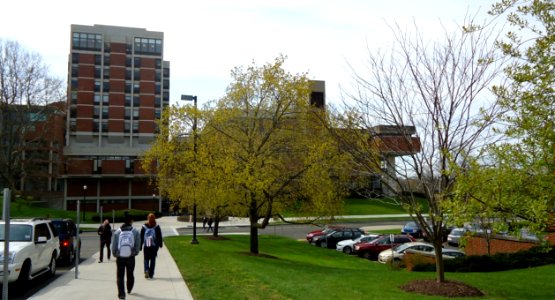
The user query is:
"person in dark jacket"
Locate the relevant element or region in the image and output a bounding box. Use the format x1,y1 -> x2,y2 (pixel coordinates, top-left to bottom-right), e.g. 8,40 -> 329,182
97,219 -> 112,263
140,213 -> 163,279
112,214 -> 141,300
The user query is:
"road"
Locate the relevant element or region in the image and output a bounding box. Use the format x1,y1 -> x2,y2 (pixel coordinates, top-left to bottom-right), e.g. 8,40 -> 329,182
2,231 -> 99,300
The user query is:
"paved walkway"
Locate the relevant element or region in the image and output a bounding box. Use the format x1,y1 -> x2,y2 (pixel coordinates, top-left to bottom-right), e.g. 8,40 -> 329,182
27,215 -> 406,299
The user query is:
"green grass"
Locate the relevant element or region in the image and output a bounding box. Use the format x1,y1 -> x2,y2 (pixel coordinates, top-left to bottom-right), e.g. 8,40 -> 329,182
342,197 -> 428,215
166,235 -> 555,300
1,198 -> 79,220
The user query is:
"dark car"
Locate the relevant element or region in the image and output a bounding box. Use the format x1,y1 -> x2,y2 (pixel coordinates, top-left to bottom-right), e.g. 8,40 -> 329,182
306,225 -> 345,243
312,228 -> 365,249
354,234 -> 416,260
51,219 -> 81,264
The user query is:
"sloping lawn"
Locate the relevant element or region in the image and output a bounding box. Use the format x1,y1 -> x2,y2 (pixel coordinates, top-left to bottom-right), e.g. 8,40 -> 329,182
166,235 -> 555,300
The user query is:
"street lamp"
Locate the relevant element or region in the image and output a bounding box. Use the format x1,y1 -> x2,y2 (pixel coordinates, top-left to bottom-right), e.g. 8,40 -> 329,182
82,185 -> 87,222
152,193 -> 156,212
181,94 -> 199,245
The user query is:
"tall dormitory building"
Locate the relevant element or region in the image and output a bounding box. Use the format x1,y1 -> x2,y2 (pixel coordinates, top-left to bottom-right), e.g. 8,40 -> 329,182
64,25 -> 169,213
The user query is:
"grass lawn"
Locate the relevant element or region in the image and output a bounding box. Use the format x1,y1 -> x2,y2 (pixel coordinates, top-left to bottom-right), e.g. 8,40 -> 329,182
342,197 -> 428,215
166,235 -> 555,300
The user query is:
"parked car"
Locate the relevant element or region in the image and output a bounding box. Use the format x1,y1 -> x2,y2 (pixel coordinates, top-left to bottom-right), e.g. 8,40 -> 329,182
0,218 -> 60,286
354,234 -> 416,260
401,221 -> 422,238
51,219 -> 82,264
312,228 -> 365,249
306,225 -> 345,243
377,241 -> 434,264
447,227 -> 467,246
441,248 -> 465,258
336,234 -> 380,254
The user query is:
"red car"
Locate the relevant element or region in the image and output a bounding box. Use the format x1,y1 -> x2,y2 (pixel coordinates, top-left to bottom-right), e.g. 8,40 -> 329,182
306,225 -> 345,243
354,234 -> 416,260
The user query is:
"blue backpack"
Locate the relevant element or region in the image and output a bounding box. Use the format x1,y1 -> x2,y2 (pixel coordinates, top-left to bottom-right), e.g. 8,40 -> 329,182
143,225 -> 157,247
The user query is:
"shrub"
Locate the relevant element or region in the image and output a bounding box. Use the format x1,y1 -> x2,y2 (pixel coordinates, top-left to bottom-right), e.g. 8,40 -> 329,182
412,246 -> 555,272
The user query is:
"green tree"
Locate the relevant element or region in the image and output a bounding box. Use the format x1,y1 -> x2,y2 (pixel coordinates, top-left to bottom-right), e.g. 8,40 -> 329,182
450,0 -> 555,234
205,56 -> 350,254
341,17 -> 504,282
0,39 -> 65,193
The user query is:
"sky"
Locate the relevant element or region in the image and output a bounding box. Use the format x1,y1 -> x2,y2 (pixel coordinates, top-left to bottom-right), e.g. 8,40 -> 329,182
1,0 -> 496,107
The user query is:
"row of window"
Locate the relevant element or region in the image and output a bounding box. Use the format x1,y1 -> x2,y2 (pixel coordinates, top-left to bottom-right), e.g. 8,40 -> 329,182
72,32 -> 163,57
70,92 -> 167,107
70,79 -> 169,97
71,53 -> 166,70
71,65 -> 167,83
69,107 -> 162,120
69,119 -> 159,133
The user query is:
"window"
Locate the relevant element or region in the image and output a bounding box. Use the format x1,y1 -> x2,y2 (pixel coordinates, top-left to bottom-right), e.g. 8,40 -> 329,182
103,66 -> 110,79
155,108 -> 161,119
72,32 -> 102,50
133,96 -> 140,106
134,57 -> 141,68
154,96 -> 161,107
93,120 -> 99,132
70,119 -> 76,131
134,69 -> 140,80
125,81 -> 131,93
126,56 -> 132,67
134,37 -> 162,55
103,54 -> 110,66
103,81 -> 110,92
132,122 -> 139,133
155,82 -> 161,95
94,106 -> 100,118
163,67 -> 169,77
70,107 -> 77,118
155,59 -> 161,68
71,91 -> 78,104
163,79 -> 169,89
94,93 -> 101,104
72,66 -> 79,77
72,53 -> 79,64
124,120 -> 131,132
103,94 -> 109,104
125,107 -> 131,120
133,82 -> 140,93
125,95 -> 131,106
102,107 -> 109,118
104,42 -> 111,53
94,80 -> 101,92
95,54 -> 102,65
155,69 -> 161,81
133,108 -> 139,119
94,66 -> 101,78
71,78 -> 78,89
101,120 -> 108,132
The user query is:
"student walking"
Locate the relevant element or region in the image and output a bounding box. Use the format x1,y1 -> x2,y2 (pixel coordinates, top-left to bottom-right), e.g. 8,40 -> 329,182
207,217 -> 213,232
112,214 -> 141,300
140,213 -> 163,279
97,219 -> 112,263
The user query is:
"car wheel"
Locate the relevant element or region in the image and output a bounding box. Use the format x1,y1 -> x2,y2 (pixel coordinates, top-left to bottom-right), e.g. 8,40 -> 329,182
343,246 -> 352,254
320,241 -> 327,248
362,251 -> 372,260
16,260 -> 31,285
49,253 -> 57,277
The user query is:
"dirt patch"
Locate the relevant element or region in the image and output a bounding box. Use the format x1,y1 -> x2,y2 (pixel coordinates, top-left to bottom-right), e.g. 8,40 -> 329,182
239,252 -> 279,259
400,279 -> 484,297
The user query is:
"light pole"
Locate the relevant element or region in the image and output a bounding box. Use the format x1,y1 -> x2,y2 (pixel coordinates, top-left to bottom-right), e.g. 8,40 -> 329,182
181,94 -> 199,245
152,193 -> 156,212
82,185 -> 87,222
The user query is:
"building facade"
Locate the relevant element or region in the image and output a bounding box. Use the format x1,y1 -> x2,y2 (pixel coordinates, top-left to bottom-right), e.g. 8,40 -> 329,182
64,24 -> 169,213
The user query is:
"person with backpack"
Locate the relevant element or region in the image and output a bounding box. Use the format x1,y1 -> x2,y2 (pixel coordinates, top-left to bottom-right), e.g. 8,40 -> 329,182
140,213 -> 163,279
111,214 -> 141,300
97,219 -> 112,263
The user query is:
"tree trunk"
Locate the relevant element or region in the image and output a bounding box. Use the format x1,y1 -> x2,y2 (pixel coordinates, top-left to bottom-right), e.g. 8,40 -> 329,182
249,204 -> 259,254
433,235 -> 445,283
213,217 -> 220,236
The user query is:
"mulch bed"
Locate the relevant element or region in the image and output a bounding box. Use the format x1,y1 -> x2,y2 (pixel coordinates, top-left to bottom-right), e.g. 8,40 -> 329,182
400,279 -> 484,297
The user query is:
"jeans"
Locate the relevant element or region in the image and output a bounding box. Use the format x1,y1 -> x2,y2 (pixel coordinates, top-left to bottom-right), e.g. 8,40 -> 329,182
143,247 -> 158,278
116,256 -> 135,298
99,239 -> 110,261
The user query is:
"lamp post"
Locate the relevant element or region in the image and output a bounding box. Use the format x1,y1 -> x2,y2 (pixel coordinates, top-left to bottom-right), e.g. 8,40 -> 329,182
82,185 -> 87,222
152,193 -> 156,212
181,94 -> 199,245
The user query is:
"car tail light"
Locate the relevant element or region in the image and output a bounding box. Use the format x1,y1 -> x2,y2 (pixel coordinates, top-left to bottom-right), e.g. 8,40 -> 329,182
62,240 -> 70,247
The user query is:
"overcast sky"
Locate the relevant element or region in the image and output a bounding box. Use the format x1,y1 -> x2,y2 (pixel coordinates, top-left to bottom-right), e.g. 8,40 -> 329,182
1,0 -> 495,107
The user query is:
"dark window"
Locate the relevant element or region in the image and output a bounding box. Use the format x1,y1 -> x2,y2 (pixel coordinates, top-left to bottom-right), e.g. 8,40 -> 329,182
134,57 -> 141,68
101,120 -> 108,132
94,80 -> 101,92
134,37 -> 162,55
125,81 -> 131,93
163,67 -> 169,77
155,69 -> 161,81
133,96 -> 140,106
125,108 -> 131,120
72,66 -> 79,77
310,91 -> 325,109
94,66 -> 101,78
102,107 -> 108,118
103,81 -> 110,92
95,54 -> 102,65
163,79 -> 169,89
163,91 -> 169,102
125,95 -> 131,106
154,96 -> 161,107
70,107 -> 77,118
104,42 -> 111,53
103,54 -> 110,66
103,66 -> 110,79
93,120 -> 99,132
72,32 -> 102,50
94,94 -> 101,104
133,82 -> 140,93
126,56 -> 132,67
71,78 -> 78,89
155,83 -> 161,95
155,59 -> 162,68
72,53 -> 79,64
94,106 -> 100,118
134,69 -> 140,80
125,69 -> 132,80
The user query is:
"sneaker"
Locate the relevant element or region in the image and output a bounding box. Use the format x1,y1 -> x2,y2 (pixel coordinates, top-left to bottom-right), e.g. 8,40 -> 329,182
118,295 -> 125,299
98,260 -> 102,263
128,289 -> 132,294
144,271 -> 149,279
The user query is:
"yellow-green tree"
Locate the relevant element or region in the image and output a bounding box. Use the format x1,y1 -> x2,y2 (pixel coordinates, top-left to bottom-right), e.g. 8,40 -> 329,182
205,56 -> 350,254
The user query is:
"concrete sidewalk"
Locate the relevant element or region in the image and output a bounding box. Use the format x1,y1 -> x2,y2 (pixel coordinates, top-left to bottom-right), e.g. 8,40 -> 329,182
29,217 -> 195,300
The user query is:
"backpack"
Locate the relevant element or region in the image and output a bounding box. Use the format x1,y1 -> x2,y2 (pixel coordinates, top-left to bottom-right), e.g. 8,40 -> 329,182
143,225 -> 157,247
118,229 -> 135,257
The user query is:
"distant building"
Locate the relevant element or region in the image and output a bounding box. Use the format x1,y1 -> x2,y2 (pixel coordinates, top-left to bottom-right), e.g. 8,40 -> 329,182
63,24 -> 169,213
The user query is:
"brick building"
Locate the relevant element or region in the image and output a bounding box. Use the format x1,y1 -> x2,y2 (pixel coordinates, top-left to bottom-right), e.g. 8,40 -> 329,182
63,24 -> 169,213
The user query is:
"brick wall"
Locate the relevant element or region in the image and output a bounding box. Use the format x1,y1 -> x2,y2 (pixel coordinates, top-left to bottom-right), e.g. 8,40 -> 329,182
465,233 -> 555,256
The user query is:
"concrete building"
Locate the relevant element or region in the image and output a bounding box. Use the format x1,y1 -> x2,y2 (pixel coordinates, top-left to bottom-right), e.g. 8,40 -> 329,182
63,24 -> 169,214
